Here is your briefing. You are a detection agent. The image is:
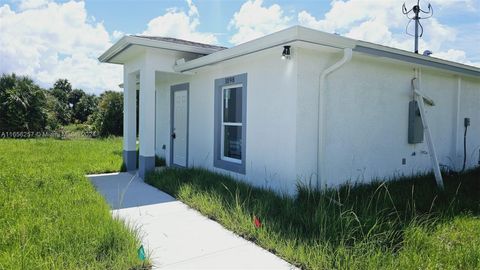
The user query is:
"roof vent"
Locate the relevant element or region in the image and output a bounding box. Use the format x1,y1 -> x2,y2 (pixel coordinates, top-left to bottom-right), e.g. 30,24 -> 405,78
423,50 -> 433,56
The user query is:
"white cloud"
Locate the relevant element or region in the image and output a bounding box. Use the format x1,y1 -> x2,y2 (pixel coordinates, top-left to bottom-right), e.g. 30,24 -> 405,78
298,10 -> 330,32
421,18 -> 456,52
1,0 -> 476,95
299,0 -> 404,33
429,0 -> 476,11
345,19 -> 398,47
141,0 -> 217,44
228,0 -> 291,45
297,0 -> 478,67
0,1 -> 122,94
17,0 -> 50,10
433,49 -> 480,67
112,30 -> 124,41
186,0 -> 198,17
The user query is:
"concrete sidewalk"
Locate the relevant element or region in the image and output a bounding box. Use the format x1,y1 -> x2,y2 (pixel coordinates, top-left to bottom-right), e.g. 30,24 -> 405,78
88,172 -> 296,270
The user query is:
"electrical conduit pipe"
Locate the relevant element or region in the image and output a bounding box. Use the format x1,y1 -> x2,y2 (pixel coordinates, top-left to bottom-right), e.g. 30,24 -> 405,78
317,48 -> 353,188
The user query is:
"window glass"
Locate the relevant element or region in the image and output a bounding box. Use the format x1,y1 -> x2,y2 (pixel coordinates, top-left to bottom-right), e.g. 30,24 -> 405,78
223,87 -> 242,123
214,73 -> 247,174
223,126 -> 242,160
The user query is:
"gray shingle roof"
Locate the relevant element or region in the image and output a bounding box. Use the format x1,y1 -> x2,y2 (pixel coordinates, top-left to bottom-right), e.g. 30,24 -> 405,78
131,35 -> 227,51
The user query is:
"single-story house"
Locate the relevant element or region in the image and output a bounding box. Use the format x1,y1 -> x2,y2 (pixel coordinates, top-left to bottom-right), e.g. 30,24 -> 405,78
99,26 -> 480,194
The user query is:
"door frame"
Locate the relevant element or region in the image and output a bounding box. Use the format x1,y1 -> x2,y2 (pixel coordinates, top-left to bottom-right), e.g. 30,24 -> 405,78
170,83 -> 190,167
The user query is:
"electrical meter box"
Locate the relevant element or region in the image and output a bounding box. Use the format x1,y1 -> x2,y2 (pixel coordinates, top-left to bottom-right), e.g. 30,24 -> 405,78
408,100 -> 424,144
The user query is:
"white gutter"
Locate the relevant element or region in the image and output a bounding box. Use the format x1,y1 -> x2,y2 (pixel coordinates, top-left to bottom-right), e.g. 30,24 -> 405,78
317,48 -> 353,187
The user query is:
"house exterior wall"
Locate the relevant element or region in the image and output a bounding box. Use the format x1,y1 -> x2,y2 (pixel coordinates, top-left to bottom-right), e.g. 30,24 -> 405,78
155,47 -> 299,193
153,46 -> 479,194
297,48 -> 480,187
295,48 -> 339,186
460,77 -> 480,168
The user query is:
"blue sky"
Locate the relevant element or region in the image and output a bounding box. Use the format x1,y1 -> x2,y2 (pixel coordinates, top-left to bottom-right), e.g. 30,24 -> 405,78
82,0 -> 331,45
0,0 -> 478,94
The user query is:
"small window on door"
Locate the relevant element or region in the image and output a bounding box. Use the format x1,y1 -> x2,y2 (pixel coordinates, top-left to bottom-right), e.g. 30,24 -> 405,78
214,73 -> 247,174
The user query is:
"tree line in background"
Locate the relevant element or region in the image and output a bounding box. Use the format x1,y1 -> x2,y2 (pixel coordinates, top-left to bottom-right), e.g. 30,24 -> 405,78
0,73 -> 123,137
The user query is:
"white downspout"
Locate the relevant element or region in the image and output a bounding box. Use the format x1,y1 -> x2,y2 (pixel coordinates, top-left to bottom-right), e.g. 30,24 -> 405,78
317,48 -> 353,188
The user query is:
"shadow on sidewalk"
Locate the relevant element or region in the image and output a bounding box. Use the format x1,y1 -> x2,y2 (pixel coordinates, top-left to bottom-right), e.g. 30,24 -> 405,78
88,172 -> 175,209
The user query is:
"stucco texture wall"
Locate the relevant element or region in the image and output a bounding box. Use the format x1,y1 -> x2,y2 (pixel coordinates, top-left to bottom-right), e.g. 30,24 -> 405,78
153,46 -> 479,193
298,51 -> 480,187
155,47 -> 299,194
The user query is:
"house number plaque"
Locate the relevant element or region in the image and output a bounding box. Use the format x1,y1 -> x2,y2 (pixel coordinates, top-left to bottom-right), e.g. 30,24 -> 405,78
225,77 -> 235,84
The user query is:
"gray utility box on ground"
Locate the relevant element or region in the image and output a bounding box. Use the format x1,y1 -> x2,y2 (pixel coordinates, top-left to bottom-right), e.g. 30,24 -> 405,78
408,100 -> 424,144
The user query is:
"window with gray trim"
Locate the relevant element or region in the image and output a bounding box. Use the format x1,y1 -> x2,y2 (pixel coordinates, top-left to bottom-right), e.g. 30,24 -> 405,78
214,73 -> 247,174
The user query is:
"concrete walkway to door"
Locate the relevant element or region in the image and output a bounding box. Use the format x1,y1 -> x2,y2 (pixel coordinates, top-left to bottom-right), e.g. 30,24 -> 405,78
88,172 -> 296,270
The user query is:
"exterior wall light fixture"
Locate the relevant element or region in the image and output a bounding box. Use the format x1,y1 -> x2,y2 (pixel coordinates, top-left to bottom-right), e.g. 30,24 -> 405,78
282,45 -> 291,60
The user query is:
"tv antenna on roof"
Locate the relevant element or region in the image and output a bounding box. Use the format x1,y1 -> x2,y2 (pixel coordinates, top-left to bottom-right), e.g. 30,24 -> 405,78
402,0 -> 433,54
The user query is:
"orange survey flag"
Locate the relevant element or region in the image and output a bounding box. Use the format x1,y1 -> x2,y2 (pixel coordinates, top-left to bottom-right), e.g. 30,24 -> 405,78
253,215 -> 262,228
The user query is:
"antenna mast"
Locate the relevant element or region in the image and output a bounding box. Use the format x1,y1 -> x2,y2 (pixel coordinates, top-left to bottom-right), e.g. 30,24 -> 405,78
402,0 -> 433,54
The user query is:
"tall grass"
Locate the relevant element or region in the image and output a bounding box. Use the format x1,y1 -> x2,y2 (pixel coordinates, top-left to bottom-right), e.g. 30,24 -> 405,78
146,168 -> 480,269
0,138 -> 145,269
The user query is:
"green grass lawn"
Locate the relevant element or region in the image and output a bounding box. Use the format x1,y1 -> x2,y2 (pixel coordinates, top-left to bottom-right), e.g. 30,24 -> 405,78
147,168 -> 480,270
0,138 -> 144,269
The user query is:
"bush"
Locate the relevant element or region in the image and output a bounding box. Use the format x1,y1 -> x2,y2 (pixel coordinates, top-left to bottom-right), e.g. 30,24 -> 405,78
74,93 -> 97,123
0,73 -> 47,132
51,78 -> 72,104
1,75 -> 113,134
91,91 -> 123,137
52,96 -> 72,125
61,124 -> 97,139
44,91 -> 61,130
49,79 -> 74,125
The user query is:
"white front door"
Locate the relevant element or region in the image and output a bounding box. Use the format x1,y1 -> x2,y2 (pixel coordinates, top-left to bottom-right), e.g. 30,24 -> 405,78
171,88 -> 188,167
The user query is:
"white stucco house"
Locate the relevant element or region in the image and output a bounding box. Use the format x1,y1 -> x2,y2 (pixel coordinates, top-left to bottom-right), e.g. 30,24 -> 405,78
99,26 -> 480,194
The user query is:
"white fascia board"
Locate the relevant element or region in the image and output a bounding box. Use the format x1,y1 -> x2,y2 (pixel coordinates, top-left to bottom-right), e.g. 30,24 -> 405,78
100,26 -> 480,78
173,26 -> 357,73
173,26 -> 301,72
355,40 -> 480,78
98,36 -> 130,63
295,26 -> 356,49
98,36 -> 220,64
174,25 -> 480,78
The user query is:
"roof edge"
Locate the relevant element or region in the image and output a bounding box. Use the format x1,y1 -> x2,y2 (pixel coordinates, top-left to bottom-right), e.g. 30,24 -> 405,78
99,26 -> 480,78
174,26 -> 357,72
174,25 -> 480,78
98,36 -> 130,63
354,39 -> 480,76
98,36 -> 224,64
